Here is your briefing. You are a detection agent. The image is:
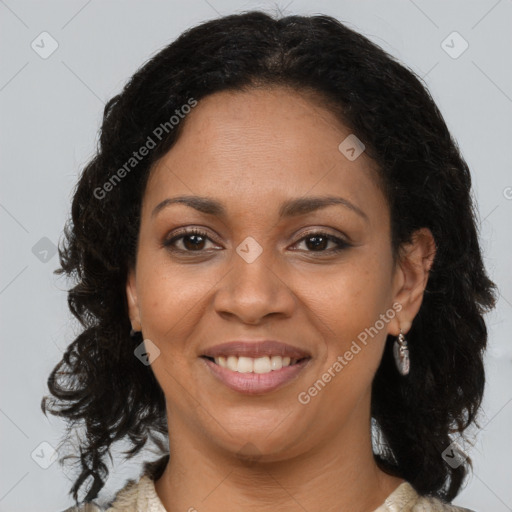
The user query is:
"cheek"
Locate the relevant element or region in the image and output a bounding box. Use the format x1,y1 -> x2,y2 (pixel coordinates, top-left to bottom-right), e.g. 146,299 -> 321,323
300,248 -> 394,388
307,253 -> 392,333
136,250 -> 217,344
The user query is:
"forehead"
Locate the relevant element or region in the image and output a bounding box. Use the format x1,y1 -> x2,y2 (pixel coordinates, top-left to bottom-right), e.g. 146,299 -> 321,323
144,87 -> 386,222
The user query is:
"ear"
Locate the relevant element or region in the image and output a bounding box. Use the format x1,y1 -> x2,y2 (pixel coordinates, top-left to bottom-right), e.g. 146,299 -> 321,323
388,227 -> 436,335
126,268 -> 142,331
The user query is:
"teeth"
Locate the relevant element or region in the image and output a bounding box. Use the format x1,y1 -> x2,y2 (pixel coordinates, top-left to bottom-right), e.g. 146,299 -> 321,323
237,356 -> 253,373
270,355 -> 283,371
214,355 -> 298,373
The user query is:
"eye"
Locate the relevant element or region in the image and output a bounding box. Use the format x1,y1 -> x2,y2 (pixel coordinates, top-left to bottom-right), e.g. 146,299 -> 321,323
163,228 -> 220,253
291,230 -> 351,253
162,228 -> 351,255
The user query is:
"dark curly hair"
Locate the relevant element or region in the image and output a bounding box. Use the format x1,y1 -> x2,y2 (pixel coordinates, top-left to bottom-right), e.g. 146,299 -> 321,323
41,10 -> 498,507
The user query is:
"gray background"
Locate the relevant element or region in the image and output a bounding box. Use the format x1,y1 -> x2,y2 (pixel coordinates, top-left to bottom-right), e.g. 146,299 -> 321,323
1,1 -> 511,511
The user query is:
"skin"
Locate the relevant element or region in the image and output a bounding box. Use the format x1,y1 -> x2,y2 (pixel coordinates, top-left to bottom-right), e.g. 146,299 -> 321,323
126,86 -> 436,512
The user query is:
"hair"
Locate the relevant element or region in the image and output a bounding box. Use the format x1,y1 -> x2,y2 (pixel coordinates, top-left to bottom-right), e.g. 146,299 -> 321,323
41,10 -> 498,507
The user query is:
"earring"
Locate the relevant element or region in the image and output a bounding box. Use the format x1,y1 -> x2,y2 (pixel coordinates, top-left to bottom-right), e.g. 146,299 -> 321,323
393,328 -> 410,376
130,328 -> 140,338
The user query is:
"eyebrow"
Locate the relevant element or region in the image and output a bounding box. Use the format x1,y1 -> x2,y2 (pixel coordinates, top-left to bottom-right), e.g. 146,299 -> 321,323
151,195 -> 369,222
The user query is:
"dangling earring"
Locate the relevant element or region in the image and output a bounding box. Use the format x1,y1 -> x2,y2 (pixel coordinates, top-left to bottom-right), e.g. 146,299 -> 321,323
130,328 -> 140,338
393,328 -> 410,376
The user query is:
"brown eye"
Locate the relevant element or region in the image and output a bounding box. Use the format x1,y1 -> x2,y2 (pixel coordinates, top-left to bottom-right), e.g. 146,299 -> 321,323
181,233 -> 207,251
292,231 -> 351,253
163,228 -> 218,253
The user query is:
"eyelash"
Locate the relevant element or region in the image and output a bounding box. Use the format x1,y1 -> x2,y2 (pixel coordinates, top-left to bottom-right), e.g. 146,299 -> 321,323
162,228 -> 351,255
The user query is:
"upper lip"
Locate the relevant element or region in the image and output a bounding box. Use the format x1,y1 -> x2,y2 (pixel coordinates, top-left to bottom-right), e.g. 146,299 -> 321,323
201,340 -> 311,359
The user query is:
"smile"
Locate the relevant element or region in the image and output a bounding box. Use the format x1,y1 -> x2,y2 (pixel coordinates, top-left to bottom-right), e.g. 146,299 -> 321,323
204,354 -> 307,373
201,356 -> 311,394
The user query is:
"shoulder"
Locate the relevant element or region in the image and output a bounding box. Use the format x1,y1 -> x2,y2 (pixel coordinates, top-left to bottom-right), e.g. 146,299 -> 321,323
413,493 -> 476,512
59,471 -> 165,512
377,481 -> 476,512
59,478 -> 140,512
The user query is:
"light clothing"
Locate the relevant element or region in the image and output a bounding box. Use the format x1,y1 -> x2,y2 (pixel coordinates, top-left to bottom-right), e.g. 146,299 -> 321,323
62,475 -> 475,511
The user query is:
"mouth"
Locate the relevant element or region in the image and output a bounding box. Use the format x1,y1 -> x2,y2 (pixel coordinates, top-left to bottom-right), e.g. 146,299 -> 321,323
200,355 -> 312,395
200,354 -> 311,374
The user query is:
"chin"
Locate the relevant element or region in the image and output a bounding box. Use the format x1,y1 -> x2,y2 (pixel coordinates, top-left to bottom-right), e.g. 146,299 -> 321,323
213,428 -> 304,464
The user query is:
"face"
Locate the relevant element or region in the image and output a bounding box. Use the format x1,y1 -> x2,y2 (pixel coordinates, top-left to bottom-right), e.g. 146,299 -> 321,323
126,87 -> 428,461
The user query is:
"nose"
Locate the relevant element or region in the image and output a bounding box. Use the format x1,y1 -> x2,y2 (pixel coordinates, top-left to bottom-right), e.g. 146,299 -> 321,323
212,247 -> 296,325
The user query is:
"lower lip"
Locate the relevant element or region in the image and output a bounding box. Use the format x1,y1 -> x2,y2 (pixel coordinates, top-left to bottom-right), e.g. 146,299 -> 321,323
201,357 -> 311,395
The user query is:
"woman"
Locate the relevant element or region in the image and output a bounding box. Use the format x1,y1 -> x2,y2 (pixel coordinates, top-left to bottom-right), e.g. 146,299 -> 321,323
43,10 -> 497,512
